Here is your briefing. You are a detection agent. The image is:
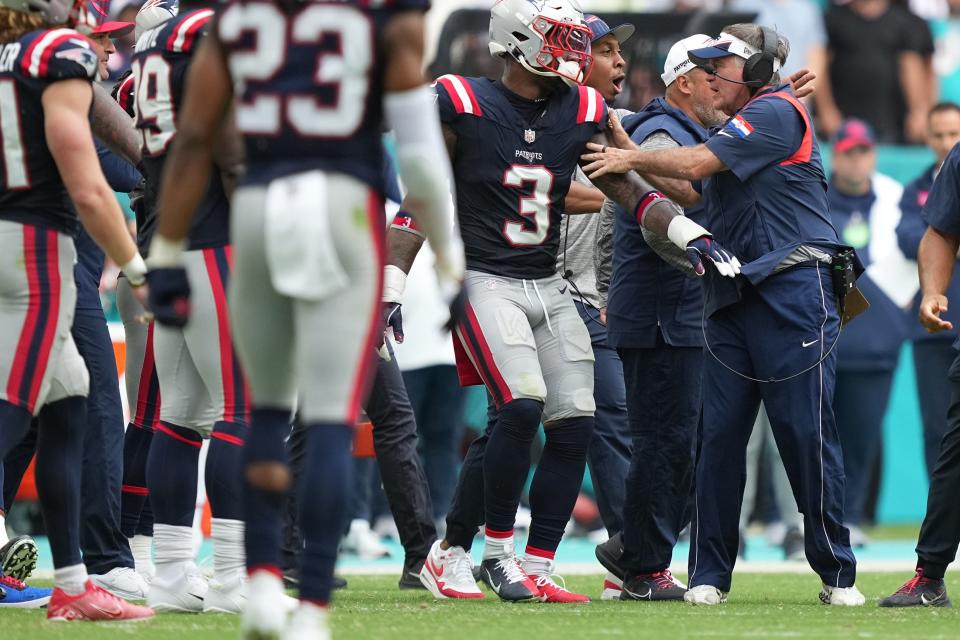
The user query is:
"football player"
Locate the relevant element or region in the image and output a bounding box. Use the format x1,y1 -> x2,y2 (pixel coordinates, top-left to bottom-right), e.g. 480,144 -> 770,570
386,0 -> 739,603
148,0 -> 464,637
0,0 -> 153,620
123,0 -> 254,614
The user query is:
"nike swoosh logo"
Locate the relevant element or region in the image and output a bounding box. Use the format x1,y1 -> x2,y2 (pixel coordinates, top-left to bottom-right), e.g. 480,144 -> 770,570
921,593 -> 944,605
627,587 -> 652,599
490,578 -> 502,593
802,339 -> 819,347
85,602 -> 124,618
427,557 -> 444,578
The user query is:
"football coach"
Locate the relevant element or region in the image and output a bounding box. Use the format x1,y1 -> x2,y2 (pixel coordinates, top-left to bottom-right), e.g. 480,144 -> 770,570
581,23 -> 865,606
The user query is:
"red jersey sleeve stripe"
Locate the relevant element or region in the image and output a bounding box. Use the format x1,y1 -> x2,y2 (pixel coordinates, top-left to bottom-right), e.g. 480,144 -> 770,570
21,29 -> 83,78
577,86 -> 603,124
436,74 -> 481,116
167,9 -> 214,53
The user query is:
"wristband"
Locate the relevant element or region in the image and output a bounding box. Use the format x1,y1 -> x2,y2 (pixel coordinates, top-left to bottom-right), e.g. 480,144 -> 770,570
633,190 -> 667,226
147,235 -> 185,268
666,215 -> 712,251
383,265 -> 407,304
391,211 -> 424,238
122,253 -> 148,287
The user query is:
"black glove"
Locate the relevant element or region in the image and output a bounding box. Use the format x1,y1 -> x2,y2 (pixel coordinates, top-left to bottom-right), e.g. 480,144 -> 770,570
685,236 -> 741,278
147,267 -> 191,327
444,287 -> 467,334
383,302 -> 404,344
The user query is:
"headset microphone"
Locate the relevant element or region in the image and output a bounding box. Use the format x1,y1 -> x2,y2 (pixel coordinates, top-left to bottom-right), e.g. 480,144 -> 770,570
711,72 -> 762,88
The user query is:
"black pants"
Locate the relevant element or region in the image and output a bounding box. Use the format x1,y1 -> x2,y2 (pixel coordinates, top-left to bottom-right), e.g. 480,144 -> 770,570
283,343 -> 436,568
618,340 -> 702,574
916,350 -> 960,576
3,305 -> 133,574
913,339 -> 956,477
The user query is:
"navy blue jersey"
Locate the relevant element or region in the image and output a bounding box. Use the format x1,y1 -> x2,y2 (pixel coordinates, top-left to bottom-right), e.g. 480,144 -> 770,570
436,76 -> 607,279
0,28 -> 98,236
216,0 -> 429,190
131,9 -> 230,254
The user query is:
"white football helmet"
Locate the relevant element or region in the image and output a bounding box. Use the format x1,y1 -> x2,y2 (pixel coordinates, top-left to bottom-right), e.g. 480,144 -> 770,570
489,0 -> 593,86
135,0 -> 178,39
0,0 -> 90,29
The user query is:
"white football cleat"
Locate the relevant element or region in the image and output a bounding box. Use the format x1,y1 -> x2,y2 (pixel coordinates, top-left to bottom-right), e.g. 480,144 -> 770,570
684,584 -> 727,605
419,540 -> 484,599
242,571 -> 289,640
283,601 -> 329,640
341,519 -> 391,560
820,583 -> 865,606
89,566 -> 149,601
600,572 -> 622,601
204,576 -> 245,614
147,564 -> 209,613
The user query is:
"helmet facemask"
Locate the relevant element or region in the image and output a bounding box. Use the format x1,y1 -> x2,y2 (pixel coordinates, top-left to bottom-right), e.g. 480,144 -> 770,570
523,14 -> 592,86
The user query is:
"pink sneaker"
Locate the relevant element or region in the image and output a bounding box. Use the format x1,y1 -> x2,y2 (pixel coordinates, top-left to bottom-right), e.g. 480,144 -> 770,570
47,580 -> 155,621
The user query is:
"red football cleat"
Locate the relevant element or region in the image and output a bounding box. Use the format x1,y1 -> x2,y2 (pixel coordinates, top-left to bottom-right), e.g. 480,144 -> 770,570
47,580 -> 155,622
532,574 -> 590,603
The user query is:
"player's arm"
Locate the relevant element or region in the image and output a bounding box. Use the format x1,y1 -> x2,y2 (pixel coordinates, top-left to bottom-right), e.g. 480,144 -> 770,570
382,10 -> 464,286
581,141 -> 726,183
211,105 -> 245,199
91,82 -> 142,167
582,132 -> 739,278
43,80 -> 147,290
564,181 -> 604,214
152,32 -> 233,255
918,226 -> 960,332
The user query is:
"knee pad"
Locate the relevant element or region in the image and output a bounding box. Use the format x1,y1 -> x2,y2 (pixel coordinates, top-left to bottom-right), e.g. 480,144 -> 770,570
496,398 -> 544,443
244,408 -> 292,466
543,417 -> 594,463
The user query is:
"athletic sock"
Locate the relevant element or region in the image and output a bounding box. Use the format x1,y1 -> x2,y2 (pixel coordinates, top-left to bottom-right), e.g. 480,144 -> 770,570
298,423 -> 353,604
153,524 -> 196,586
521,547 -> 554,577
526,417 -> 593,554
146,422 -> 201,527
54,563 -> 88,596
482,398 -> 543,533
206,421 -> 246,521
211,518 -> 245,584
129,534 -> 153,575
482,528 -> 515,561
35,397 -> 86,569
120,422 -> 154,538
244,408 -> 292,573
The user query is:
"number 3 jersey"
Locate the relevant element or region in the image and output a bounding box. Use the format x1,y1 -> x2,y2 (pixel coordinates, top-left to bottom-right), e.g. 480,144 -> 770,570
128,8 -> 230,254
435,75 -> 607,279
215,0 -> 429,193
0,29 -> 98,235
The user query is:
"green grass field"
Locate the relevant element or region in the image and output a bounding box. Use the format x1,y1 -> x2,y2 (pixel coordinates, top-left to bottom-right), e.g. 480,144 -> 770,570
3,573 -> 959,639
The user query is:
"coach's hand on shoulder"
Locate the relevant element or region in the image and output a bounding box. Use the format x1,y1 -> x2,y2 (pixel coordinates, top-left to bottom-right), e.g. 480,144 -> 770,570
685,236 -> 741,279
606,110 -> 635,151
147,267 -> 191,328
920,293 -> 953,333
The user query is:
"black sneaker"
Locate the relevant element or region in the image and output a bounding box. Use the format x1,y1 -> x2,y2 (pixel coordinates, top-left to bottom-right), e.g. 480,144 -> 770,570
0,535 -> 38,581
782,527 -> 805,562
620,569 -> 686,601
879,569 -> 951,608
399,560 -> 426,590
594,532 -> 625,580
283,567 -> 347,591
478,556 -> 540,602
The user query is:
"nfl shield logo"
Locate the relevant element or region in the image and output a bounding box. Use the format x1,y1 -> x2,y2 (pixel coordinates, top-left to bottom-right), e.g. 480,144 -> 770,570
524,129 -> 536,144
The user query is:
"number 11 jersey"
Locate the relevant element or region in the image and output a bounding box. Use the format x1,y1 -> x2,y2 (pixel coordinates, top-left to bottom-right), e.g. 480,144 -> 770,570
435,75 -> 607,279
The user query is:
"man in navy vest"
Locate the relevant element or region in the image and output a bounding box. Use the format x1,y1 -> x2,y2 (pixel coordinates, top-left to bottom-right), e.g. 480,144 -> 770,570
593,34 -> 728,602
582,24 -> 865,606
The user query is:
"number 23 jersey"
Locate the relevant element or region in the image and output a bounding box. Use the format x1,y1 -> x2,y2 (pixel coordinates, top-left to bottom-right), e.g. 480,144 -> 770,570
435,75 -> 607,279
215,0 -> 429,193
